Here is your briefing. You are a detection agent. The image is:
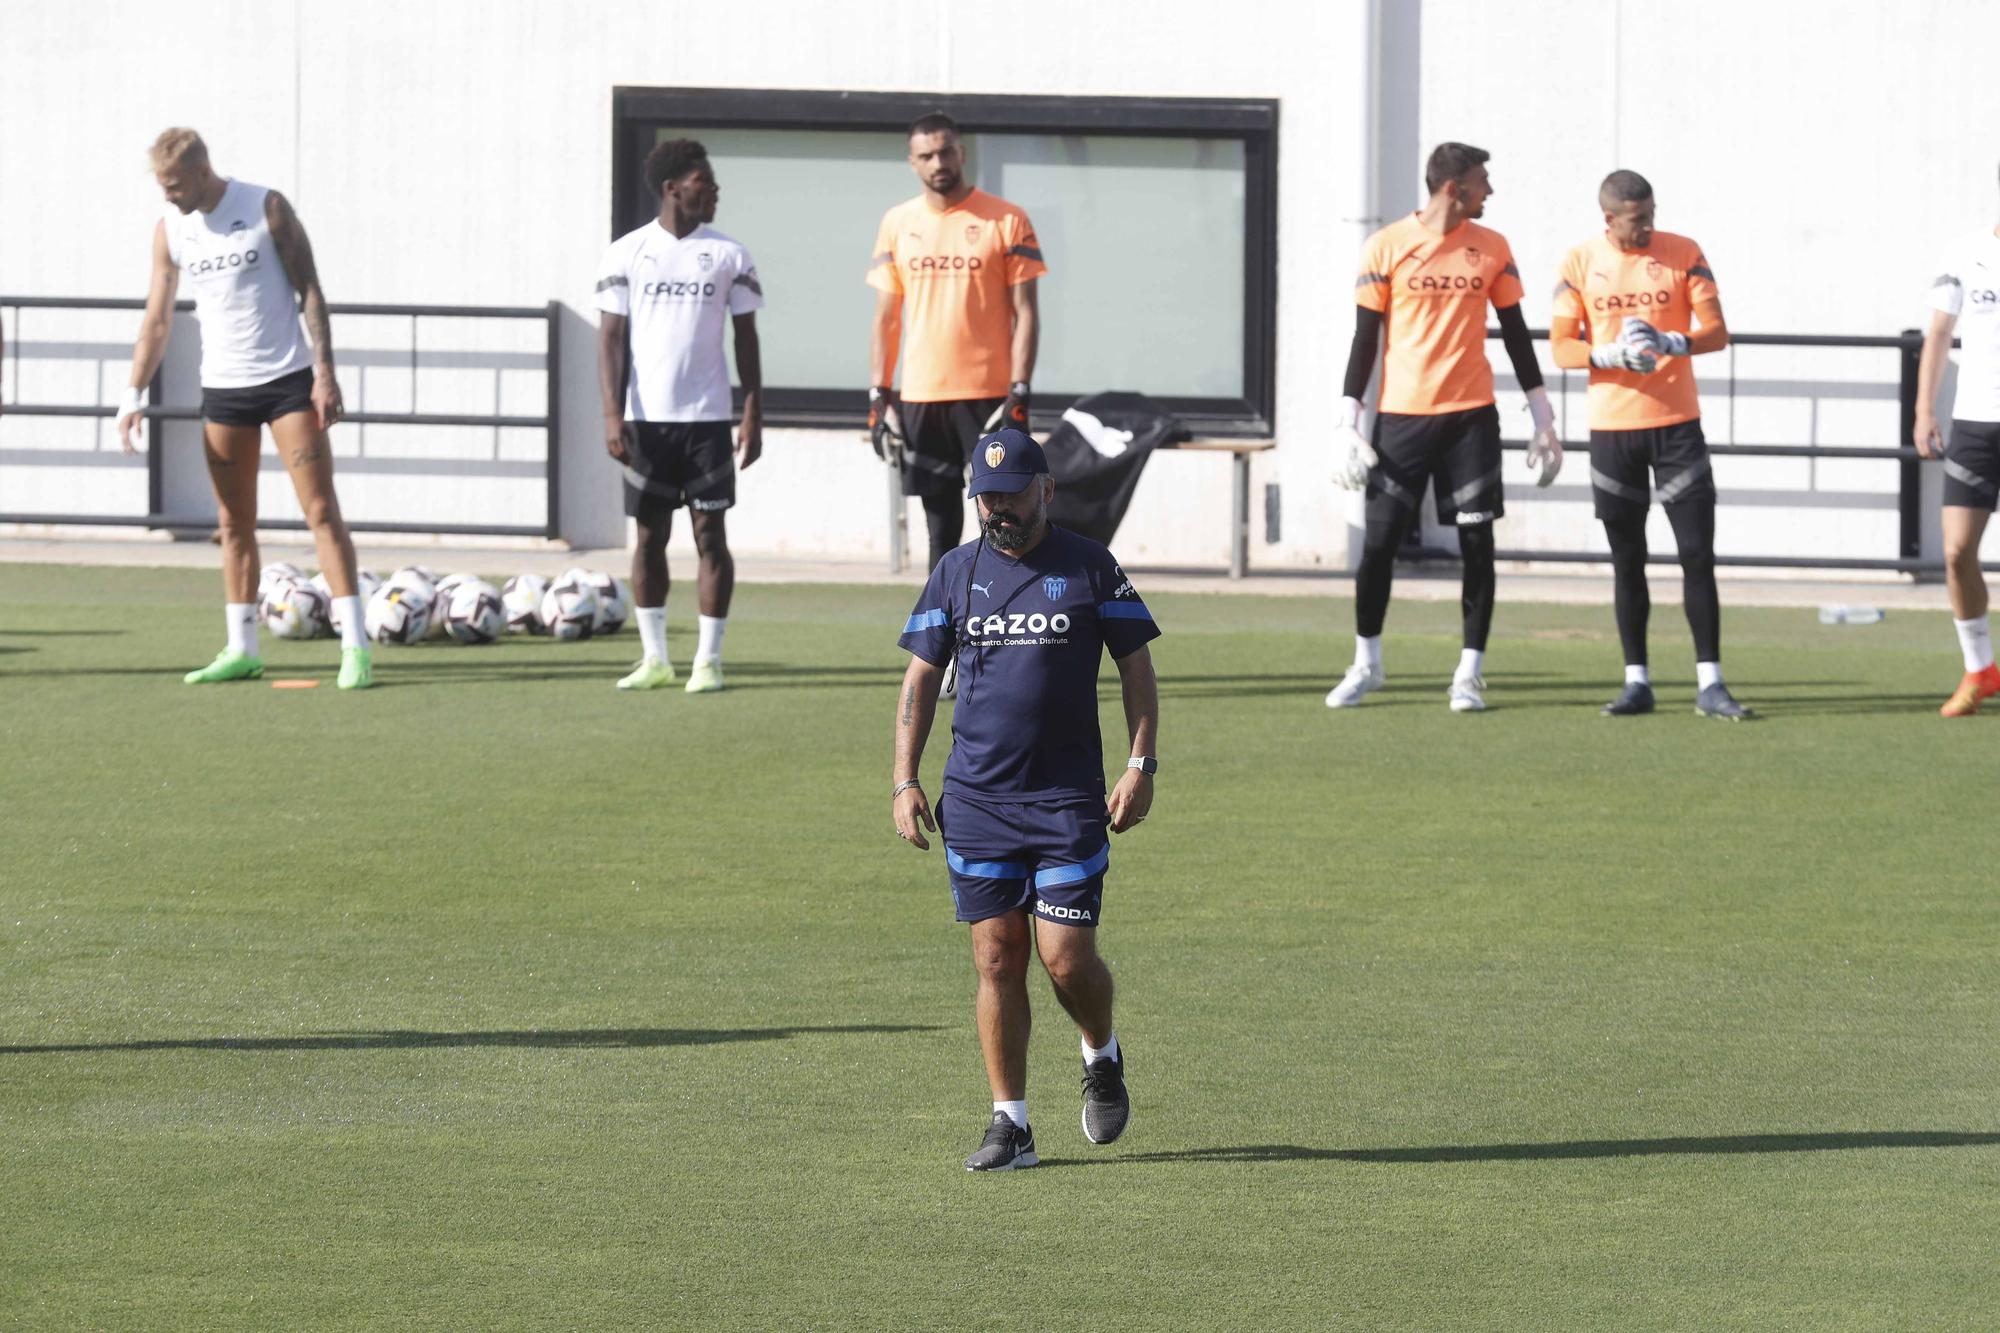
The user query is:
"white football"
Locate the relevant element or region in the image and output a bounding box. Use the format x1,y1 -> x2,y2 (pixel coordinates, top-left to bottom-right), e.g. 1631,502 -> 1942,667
258,562 -> 307,600
584,570 -> 630,636
429,572 -> 477,639
386,565 -> 438,594
365,582 -> 434,645
259,580 -> 331,639
541,573 -> 598,641
442,579 -> 505,644
502,574 -> 549,634
314,569 -> 382,637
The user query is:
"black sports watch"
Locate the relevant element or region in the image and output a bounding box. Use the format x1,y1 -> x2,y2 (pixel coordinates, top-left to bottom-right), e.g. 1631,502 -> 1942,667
1125,756 -> 1158,776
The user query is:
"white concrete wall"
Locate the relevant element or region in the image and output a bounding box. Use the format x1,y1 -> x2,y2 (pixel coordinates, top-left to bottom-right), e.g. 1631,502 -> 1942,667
4,0 -> 1998,570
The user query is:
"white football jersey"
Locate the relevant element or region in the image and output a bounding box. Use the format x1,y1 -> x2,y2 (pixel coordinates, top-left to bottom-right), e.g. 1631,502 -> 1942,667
594,222 -> 763,422
1930,228 -> 2000,423
162,179 -> 315,389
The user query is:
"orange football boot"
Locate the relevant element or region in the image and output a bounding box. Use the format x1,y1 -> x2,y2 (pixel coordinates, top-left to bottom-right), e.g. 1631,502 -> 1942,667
1940,664 -> 2000,717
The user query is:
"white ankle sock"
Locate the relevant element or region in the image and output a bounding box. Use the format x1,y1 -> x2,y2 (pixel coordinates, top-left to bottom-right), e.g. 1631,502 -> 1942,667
1625,663 -> 1650,686
1955,615 -> 1994,672
1456,648 -> 1484,681
333,595 -> 366,649
1696,661 -> 1724,690
696,614 -> 727,664
993,1099 -> 1028,1129
1082,1033 -> 1119,1064
637,605 -> 668,664
226,603 -> 258,656
1356,635 -> 1382,672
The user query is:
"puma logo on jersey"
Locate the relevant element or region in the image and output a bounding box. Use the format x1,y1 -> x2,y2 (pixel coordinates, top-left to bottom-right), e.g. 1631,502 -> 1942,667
971,581 -> 993,596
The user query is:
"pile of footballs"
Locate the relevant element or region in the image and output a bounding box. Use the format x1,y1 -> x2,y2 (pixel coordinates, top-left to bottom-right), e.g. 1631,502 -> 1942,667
255,563 -> 630,645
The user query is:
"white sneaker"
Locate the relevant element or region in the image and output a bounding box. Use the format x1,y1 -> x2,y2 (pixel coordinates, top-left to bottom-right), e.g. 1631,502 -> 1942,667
1448,675 -> 1486,712
1324,663 -> 1385,708
941,656 -> 958,698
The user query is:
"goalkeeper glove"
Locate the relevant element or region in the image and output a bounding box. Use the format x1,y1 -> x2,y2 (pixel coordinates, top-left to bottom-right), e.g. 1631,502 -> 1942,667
1332,396 -> 1377,490
983,381 -> 1031,432
868,387 -> 905,459
1590,341 -> 1658,374
1523,386 -> 1562,487
1619,316 -> 1689,358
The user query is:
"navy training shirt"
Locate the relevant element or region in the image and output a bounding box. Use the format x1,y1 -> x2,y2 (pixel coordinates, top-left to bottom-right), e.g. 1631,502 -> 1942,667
898,525 -> 1160,803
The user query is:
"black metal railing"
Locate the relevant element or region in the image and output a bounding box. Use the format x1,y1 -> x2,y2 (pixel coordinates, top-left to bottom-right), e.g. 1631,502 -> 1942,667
0,296 -> 559,538
1464,326 -> 1972,573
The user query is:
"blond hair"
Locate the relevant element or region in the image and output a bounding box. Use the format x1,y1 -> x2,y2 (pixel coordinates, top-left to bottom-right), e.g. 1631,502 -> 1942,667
148,128 -> 208,171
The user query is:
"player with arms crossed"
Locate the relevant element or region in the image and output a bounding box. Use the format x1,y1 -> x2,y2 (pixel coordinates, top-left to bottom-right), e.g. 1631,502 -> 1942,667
597,138 -> 764,694
868,112 -> 1045,583
118,128 -> 372,688
1551,170 -> 1748,719
893,429 -> 1159,1171
1913,199 -> 2000,716
1329,142 -> 1561,712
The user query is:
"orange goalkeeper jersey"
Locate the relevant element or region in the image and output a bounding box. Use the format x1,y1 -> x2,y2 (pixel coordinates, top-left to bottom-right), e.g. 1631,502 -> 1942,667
1355,214 -> 1526,415
1552,231 -> 1719,430
866,189 -> 1046,403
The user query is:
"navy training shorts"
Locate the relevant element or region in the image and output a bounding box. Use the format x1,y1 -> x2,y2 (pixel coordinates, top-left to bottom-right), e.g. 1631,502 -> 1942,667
935,789 -> 1111,928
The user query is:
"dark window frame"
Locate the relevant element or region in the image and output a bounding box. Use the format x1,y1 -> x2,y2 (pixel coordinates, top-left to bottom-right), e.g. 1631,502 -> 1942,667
611,86 -> 1279,437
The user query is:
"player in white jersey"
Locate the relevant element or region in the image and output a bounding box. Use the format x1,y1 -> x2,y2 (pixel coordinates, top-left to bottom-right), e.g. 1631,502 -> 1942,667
115,129 -> 372,689
1916,207 -> 2000,716
596,138 -> 764,694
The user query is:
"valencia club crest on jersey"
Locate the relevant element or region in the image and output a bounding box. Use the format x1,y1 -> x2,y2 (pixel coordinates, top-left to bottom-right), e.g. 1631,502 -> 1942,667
1464,247 -> 1481,267
985,441 -> 1006,468
698,252 -> 713,271
1646,259 -> 1663,280
965,224 -> 982,244
1042,575 -> 1067,601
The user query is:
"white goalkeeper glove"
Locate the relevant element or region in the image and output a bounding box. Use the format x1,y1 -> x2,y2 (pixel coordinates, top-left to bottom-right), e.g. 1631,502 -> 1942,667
1332,396 -> 1376,490
1590,340 -> 1658,374
1523,386 -> 1562,487
1619,316 -> 1689,358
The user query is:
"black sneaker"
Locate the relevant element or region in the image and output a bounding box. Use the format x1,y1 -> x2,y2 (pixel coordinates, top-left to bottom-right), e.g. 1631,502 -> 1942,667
1601,681 -> 1656,716
1695,682 -> 1754,720
1081,1049 -> 1130,1145
964,1111 -> 1037,1171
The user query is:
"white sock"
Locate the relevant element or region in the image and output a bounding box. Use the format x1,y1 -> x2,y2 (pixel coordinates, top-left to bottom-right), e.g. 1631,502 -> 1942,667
1696,661 -> 1724,690
1625,663 -> 1651,686
226,603 -> 258,656
1356,634 -> 1382,672
333,595 -> 366,650
696,614 -> 727,665
993,1099 -> 1028,1129
637,605 -> 668,665
1082,1033 -> 1119,1064
1456,648 -> 1484,681
1955,615 -> 1994,672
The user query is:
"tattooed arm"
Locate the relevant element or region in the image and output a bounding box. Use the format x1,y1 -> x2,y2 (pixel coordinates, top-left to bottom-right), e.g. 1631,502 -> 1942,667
892,654 -> 946,849
266,189 -> 343,429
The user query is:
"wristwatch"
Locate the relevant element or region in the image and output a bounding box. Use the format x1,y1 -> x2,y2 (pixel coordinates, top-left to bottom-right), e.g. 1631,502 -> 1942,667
1126,756 -> 1158,776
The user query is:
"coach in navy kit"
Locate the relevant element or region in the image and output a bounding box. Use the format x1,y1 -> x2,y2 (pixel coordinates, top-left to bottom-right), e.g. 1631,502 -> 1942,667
892,427 -> 1161,1172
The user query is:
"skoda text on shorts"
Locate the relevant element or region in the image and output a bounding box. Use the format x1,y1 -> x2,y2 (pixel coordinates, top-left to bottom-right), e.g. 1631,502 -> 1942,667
1913,171 -> 2000,717
596,138 -> 765,694
892,429 -> 1159,1170
118,128 -> 374,690
1550,170 -> 1750,720
868,112 -> 1046,573
1331,143 -> 1555,715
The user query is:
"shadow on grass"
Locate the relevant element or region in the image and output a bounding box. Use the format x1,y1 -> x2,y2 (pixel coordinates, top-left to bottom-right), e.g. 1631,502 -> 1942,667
1039,1130 -> 2000,1168
0,628 -> 126,636
0,1023 -> 942,1055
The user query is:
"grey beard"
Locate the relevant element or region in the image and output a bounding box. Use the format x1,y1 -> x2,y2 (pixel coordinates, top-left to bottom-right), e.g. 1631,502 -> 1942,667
984,511 -> 1042,552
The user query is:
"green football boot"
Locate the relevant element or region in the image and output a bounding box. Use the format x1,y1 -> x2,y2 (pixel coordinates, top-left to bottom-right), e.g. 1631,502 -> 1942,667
183,648 -> 263,685
683,659 -> 725,694
617,657 -> 676,691
337,645 -> 375,691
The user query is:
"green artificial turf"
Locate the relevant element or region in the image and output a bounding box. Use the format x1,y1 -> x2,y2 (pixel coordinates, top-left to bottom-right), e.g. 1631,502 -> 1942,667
2,563 -> 1996,1329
